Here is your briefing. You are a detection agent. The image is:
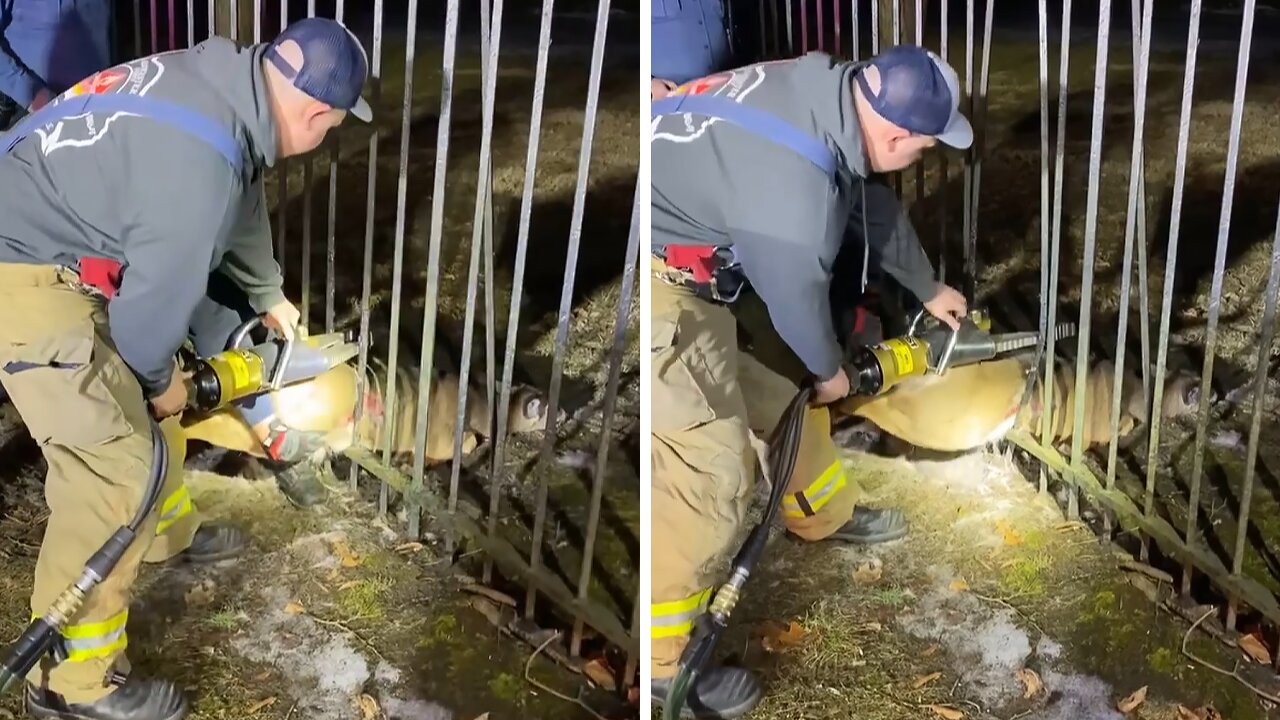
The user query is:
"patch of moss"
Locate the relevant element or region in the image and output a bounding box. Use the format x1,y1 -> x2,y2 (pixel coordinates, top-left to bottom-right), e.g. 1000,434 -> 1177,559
1147,646 -> 1180,677
335,576 -> 392,620
205,609 -> 243,630
488,672 -> 522,702
1000,552 -> 1051,599
871,588 -> 910,608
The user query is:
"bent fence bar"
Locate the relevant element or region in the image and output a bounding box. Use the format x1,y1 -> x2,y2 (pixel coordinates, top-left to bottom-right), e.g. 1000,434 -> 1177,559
122,0 -> 641,680
756,0 -> 1280,671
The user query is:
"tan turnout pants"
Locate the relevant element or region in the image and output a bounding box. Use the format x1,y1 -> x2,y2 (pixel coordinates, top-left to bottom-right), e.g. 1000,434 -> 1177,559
0,264 -> 201,704
650,257 -> 860,678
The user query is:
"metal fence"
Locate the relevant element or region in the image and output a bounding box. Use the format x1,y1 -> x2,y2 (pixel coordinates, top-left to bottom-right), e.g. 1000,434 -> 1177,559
748,0 -> 1280,669
122,0 -> 640,686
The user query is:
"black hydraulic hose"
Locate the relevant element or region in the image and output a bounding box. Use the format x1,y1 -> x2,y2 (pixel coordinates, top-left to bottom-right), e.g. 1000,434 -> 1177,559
664,384 -> 814,719
0,417 -> 169,694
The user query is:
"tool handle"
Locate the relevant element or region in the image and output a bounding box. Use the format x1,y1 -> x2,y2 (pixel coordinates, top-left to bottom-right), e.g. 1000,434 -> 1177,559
226,316 -> 297,390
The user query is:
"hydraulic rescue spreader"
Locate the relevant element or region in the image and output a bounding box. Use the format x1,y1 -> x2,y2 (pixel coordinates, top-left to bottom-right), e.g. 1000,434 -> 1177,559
0,317 -> 359,694
662,311 -> 1079,719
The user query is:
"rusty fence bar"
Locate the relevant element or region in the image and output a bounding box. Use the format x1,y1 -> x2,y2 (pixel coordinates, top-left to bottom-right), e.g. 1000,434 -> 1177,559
1103,0 -> 1153,540
937,0 -> 947,281
487,0 -> 556,584
526,0 -> 615,622
350,0 -> 385,494
1185,0 -> 1257,601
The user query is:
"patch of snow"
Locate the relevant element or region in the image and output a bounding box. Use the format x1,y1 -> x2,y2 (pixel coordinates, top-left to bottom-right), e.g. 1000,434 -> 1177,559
379,697 -> 455,720
1035,670 -> 1124,720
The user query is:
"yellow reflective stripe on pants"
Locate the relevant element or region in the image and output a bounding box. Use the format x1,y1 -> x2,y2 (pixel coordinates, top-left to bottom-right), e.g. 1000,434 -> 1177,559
651,588 -> 713,640
155,484 -> 193,535
781,460 -> 847,519
32,610 -> 129,662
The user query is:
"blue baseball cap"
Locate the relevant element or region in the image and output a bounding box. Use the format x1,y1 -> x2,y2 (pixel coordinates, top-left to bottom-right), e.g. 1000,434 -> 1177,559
857,45 -> 972,149
266,17 -> 372,122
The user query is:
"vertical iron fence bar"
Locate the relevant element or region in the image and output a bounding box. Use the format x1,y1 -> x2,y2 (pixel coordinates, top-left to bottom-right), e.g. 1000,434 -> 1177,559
1040,0 -> 1072,496
960,0 -> 973,301
448,0 -> 503,534
871,0 -> 878,58
801,0 -> 809,52
965,0 -> 992,301
817,0 -> 825,51
229,0 -> 237,42
487,0 -> 555,584
1144,0 -> 1200,565
936,0 -> 946,282
1128,0 -> 1152,407
167,0 -> 175,49
136,0 -> 144,56
253,0 -> 261,43
912,0 -> 923,213
397,0 -> 439,538
850,0 -> 859,60
623,600 -> 640,687
300,0 -> 317,329
570,184 -> 641,657
150,0 -> 158,52
479,0 -> 497,535
187,0 -> 193,49
206,0 -> 214,41
1184,0 -> 1256,597
1104,0 -> 1152,528
1066,0 -> 1114,523
350,0 -> 384,494
833,0 -> 841,57
326,0 -> 341,335
277,0 -> 289,280
890,0 -> 902,196
526,0 -> 613,620
1226,203 -> 1280,630
1035,0 -> 1051,495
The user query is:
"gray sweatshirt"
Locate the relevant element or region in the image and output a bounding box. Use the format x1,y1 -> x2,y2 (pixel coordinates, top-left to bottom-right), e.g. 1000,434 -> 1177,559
652,51 -> 939,381
0,37 -> 287,397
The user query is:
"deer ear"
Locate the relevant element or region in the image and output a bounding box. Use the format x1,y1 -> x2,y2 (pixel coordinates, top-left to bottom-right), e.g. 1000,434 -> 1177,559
524,396 -> 545,420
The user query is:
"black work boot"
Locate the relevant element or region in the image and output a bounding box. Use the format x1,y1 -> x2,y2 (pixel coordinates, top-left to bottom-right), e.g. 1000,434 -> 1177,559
273,457 -> 332,509
825,506 -> 910,545
176,523 -> 246,564
650,666 -> 763,719
26,677 -> 189,720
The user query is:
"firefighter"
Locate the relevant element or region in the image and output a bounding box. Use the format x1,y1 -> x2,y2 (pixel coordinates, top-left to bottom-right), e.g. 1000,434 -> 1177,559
0,0 -> 114,128
650,45 -> 972,717
652,0 -> 733,87
0,17 -> 370,720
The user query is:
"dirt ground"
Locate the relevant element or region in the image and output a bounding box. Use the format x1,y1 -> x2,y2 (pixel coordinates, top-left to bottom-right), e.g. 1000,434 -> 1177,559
0,13 -> 639,720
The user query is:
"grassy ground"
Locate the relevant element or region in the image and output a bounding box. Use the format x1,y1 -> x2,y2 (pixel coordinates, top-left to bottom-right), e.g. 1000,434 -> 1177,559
0,21 -> 639,720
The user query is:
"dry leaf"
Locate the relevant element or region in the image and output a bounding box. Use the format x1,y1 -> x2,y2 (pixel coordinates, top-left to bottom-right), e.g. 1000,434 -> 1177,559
395,542 -> 425,555
583,658 -> 618,691
246,697 -> 277,714
949,578 -> 970,593
853,558 -> 883,584
357,693 -> 380,720
912,671 -> 943,689
1238,633 -> 1272,664
857,622 -> 883,633
760,621 -> 809,653
338,581 -> 362,592
1015,668 -> 1043,699
184,579 -> 216,608
331,539 -> 361,568
920,644 -> 939,658
1117,686 -> 1148,714
284,601 -> 306,616
252,671 -> 271,682
927,704 -> 965,720
996,521 -> 1023,546
1176,707 -> 1199,720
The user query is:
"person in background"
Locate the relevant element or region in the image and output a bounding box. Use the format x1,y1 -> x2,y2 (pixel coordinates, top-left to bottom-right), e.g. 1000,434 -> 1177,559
0,0 -> 113,128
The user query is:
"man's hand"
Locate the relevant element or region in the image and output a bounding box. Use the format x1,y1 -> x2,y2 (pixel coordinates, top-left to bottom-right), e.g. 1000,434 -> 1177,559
28,88 -> 52,113
813,368 -> 851,406
150,363 -> 189,419
923,284 -> 968,330
264,300 -> 302,341
652,78 -> 677,101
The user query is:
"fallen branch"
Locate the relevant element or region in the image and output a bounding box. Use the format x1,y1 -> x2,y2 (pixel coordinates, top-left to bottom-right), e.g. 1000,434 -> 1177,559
461,583 -> 518,608
307,613 -> 387,664
973,591 -> 1045,639
523,632 -> 608,720
1181,607 -> 1280,704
